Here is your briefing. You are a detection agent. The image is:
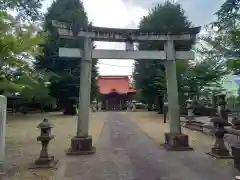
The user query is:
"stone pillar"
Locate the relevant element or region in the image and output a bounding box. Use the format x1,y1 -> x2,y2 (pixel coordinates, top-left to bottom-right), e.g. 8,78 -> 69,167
163,38 -> 192,151
0,96 -> 6,175
66,37 -> 95,155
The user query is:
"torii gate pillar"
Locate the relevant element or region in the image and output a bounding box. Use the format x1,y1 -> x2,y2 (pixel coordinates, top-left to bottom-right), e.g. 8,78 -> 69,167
163,38 -> 193,151
66,37 -> 96,155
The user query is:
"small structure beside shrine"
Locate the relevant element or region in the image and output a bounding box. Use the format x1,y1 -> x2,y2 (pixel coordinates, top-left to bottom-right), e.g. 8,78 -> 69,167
97,76 -> 136,111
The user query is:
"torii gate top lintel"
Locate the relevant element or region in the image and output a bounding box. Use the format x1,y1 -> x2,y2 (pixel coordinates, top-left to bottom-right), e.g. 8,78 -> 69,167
52,20 -> 201,50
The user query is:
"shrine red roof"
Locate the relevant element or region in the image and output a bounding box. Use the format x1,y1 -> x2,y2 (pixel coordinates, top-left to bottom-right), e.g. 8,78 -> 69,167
97,76 -> 136,95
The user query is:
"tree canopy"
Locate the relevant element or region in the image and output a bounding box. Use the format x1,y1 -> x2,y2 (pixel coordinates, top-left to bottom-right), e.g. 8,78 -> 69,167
35,0 -> 99,115
134,1 -> 229,111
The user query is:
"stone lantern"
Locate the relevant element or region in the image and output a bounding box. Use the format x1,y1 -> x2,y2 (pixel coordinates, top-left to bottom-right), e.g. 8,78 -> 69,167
186,99 -> 194,122
207,117 -> 232,159
32,118 -> 57,168
91,100 -> 97,112
163,101 -> 168,123
132,100 -> 136,112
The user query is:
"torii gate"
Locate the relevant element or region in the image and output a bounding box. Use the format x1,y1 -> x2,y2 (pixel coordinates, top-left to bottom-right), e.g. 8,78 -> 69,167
52,21 -> 200,155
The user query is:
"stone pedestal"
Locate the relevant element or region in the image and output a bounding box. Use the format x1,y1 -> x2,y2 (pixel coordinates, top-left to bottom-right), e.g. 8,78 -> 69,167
34,156 -> 57,168
30,136 -> 58,168
163,133 -> 193,151
66,136 -> 96,155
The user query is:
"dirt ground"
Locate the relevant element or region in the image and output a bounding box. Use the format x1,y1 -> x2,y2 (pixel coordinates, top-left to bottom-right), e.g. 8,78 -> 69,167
5,112 -> 106,180
5,111 -> 236,179
127,111 -> 234,167
127,112 -> 214,148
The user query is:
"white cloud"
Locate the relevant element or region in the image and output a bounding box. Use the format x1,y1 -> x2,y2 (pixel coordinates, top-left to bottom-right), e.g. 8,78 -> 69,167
82,0 -> 147,75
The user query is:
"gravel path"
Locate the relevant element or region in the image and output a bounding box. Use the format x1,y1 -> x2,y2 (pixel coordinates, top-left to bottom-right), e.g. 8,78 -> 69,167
56,112 -> 240,180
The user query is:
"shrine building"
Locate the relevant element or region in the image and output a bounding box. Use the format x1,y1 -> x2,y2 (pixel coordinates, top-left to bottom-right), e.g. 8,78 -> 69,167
97,76 -> 136,110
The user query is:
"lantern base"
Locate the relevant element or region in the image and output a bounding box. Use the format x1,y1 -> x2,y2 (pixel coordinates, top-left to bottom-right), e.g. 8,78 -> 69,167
66,136 -> 96,155
29,156 -> 58,169
206,147 -> 233,159
161,133 -> 193,151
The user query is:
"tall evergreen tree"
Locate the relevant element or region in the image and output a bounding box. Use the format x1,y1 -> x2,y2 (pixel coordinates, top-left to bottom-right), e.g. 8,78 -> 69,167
35,0 -> 99,115
134,1 -> 192,111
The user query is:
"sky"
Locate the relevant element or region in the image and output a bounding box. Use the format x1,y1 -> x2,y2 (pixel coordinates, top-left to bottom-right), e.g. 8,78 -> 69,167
42,0 -> 225,76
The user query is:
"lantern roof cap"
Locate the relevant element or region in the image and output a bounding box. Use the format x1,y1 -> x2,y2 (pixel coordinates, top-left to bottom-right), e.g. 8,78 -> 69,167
37,118 -> 54,129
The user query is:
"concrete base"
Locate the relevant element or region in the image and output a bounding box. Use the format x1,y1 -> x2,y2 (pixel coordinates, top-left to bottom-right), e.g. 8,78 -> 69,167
66,136 -> 96,155
161,133 -> 193,151
29,156 -> 58,169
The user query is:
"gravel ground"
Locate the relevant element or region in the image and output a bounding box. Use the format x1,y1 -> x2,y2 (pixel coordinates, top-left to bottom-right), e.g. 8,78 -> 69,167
5,112 -> 105,180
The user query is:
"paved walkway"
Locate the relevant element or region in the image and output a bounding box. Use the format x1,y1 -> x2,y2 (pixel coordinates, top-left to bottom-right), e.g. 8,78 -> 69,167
55,112 -> 239,180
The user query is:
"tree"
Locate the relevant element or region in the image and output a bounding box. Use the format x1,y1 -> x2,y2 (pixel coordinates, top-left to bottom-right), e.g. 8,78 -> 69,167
35,0 -> 99,115
202,0 -> 240,74
0,0 -> 44,21
0,11 -> 46,95
134,1 -> 229,112
134,1 -> 192,111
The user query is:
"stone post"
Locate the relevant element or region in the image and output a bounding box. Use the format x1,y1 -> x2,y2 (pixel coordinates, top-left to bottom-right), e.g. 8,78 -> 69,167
0,95 -> 6,176
163,38 -> 192,151
66,37 -> 95,155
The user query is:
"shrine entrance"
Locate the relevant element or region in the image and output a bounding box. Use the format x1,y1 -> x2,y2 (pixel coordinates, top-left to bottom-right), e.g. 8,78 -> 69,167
52,20 -> 200,155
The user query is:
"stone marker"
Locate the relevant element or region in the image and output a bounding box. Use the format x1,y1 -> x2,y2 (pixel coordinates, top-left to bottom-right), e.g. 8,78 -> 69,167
0,95 -> 6,176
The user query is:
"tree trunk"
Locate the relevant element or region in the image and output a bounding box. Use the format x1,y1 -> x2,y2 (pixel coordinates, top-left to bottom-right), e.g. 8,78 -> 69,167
158,96 -> 164,114
63,100 -> 76,115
